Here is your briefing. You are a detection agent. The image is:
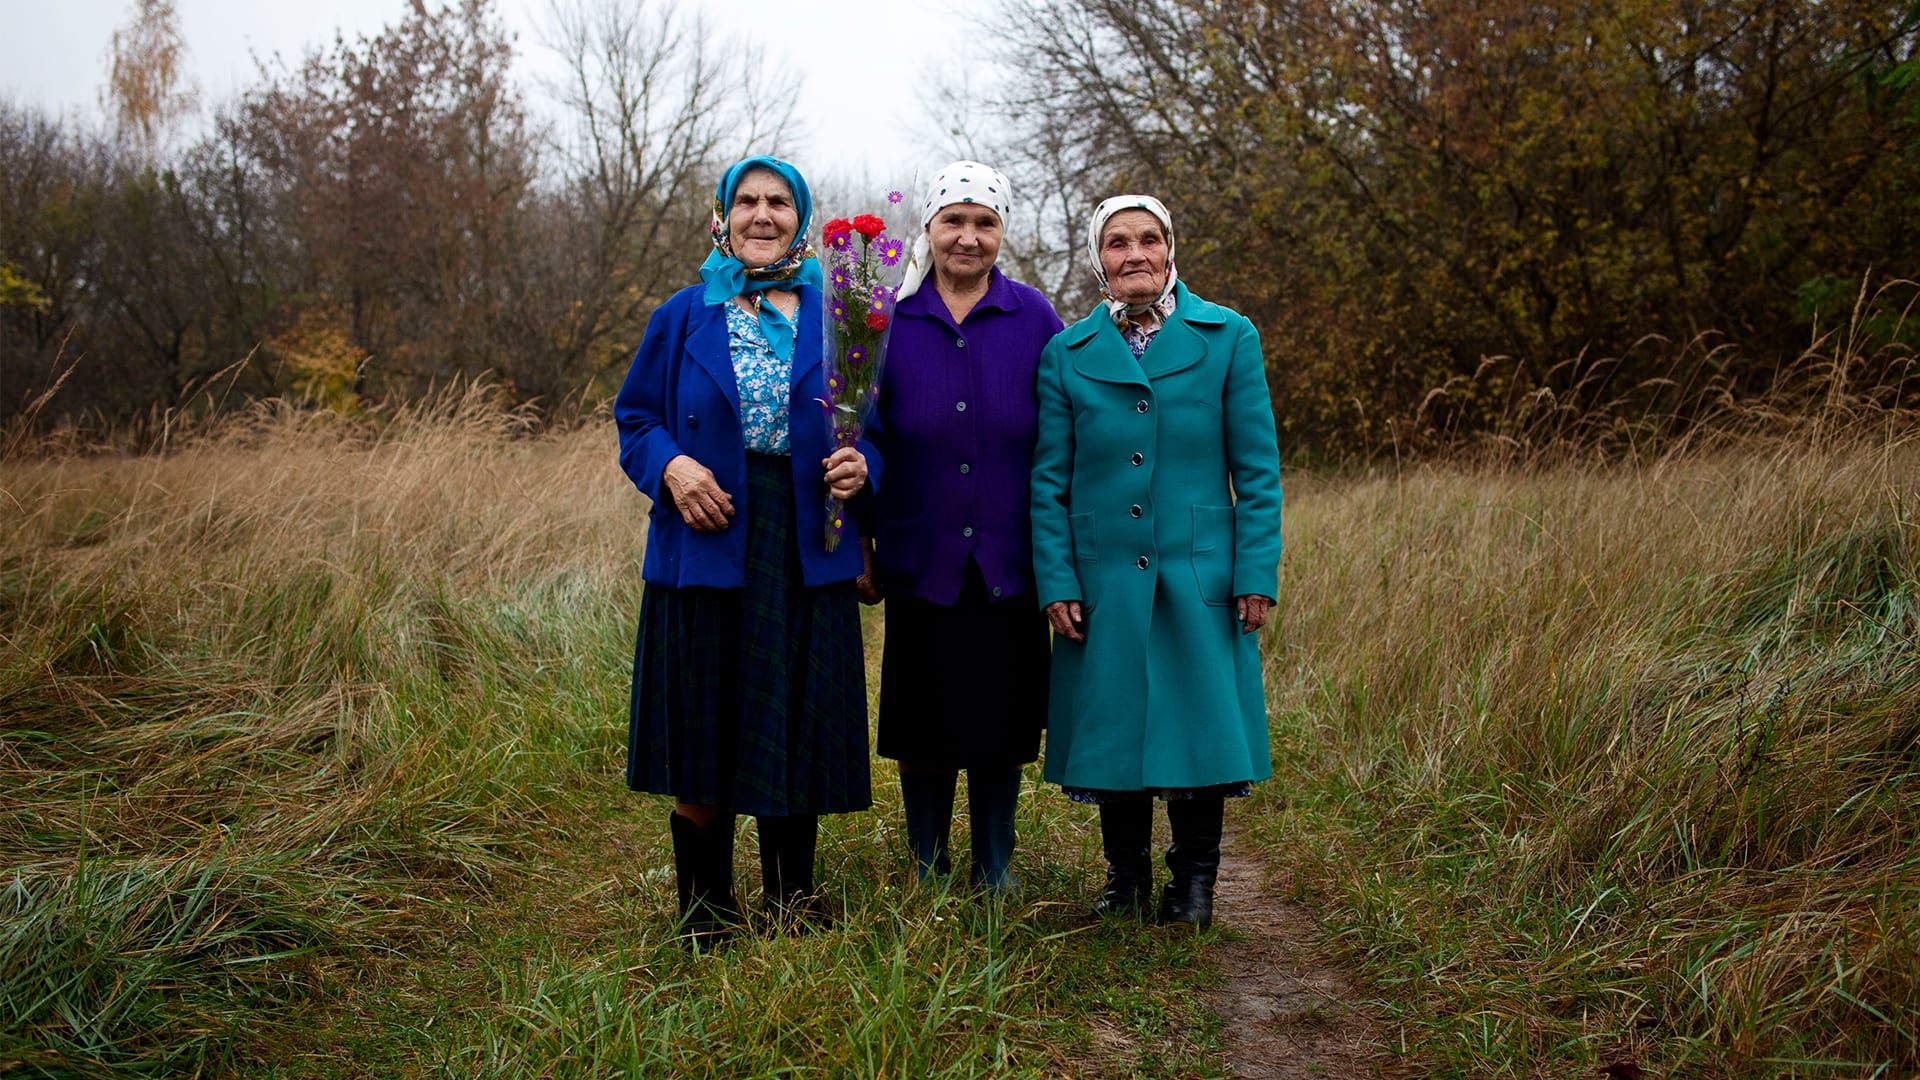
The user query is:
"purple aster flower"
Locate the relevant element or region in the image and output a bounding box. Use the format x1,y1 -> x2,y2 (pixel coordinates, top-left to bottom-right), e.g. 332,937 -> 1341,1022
848,345 -> 868,365
830,265 -> 852,290
826,231 -> 853,251
887,190 -> 904,204
875,235 -> 905,265
830,298 -> 847,322
870,284 -> 894,304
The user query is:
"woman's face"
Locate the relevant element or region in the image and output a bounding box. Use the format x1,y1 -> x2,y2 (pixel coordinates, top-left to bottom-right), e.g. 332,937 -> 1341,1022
1098,209 -> 1170,305
727,168 -> 800,269
928,203 -> 1003,289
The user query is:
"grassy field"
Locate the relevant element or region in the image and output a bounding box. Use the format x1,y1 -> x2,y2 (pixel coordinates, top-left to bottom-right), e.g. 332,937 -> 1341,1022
2,391 -> 1915,1078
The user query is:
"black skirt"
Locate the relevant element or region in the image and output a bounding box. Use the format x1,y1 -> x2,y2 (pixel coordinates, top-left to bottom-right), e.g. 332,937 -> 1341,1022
626,453 -> 871,817
875,562 -> 1050,768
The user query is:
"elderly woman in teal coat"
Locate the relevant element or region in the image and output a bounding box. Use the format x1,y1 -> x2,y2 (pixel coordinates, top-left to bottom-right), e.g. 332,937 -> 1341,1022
1030,194 -> 1282,931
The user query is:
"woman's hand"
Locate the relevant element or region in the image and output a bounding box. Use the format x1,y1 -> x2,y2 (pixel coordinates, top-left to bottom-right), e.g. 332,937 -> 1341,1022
1236,595 -> 1273,635
857,536 -> 883,605
822,446 -> 869,500
662,454 -> 735,532
1045,600 -> 1086,643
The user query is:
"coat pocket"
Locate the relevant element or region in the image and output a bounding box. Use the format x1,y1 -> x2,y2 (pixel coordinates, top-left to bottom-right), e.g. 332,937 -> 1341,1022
1190,504 -> 1235,607
1068,510 -> 1100,610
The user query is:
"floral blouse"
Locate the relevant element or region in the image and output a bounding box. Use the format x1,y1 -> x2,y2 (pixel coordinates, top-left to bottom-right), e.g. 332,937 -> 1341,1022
726,301 -> 791,454
1119,290 -> 1180,359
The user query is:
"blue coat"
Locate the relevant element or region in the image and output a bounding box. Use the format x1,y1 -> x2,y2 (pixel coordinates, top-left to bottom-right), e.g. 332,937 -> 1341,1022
1031,283 -> 1282,791
615,283 -> 882,588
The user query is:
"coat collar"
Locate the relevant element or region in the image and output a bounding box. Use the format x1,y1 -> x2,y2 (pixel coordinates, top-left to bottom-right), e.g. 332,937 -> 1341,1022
1060,282 -> 1223,386
896,265 -> 1022,328
686,284 -> 824,412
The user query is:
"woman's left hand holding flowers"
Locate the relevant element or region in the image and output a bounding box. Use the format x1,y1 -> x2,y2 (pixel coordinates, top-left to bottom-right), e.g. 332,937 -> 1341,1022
1236,595 -> 1273,635
823,446 -> 869,500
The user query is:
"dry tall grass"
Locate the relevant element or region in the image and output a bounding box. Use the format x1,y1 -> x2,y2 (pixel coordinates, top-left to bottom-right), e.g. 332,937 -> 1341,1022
2,387 -> 647,1074
1264,430 -> 1920,1075
4,381 -> 1916,1076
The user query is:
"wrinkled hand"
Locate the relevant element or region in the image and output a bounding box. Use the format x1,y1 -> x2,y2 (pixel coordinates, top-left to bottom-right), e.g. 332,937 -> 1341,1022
856,537 -> 883,606
823,446 -> 869,500
1045,600 -> 1086,643
662,454 -> 734,533
1236,595 -> 1273,635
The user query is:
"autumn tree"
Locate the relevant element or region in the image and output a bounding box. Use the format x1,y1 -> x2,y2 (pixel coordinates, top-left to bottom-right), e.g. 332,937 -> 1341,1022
240,0 -> 540,398
986,0 -> 1920,457
0,103 -> 102,421
103,0 -> 199,164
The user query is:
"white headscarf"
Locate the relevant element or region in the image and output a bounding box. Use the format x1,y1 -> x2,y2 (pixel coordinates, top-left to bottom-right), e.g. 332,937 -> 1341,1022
896,160 -> 1014,301
1087,194 -> 1179,325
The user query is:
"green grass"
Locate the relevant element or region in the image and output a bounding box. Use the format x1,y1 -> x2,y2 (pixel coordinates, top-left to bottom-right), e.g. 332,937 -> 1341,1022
1257,436 -> 1920,1077
3,392 -> 1916,1077
1,395 -> 1229,1079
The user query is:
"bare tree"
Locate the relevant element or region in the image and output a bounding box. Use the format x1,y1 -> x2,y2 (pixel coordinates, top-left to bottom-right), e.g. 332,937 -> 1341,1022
536,0 -> 801,388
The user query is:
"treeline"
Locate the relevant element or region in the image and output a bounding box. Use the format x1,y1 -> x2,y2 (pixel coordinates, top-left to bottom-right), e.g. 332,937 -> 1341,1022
4,0 -> 1918,459
1,0 -> 791,430
982,0 -> 1920,456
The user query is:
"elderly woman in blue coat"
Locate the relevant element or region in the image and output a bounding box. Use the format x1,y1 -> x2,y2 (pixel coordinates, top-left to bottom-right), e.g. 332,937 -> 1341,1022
616,156 -> 879,947
1030,194 -> 1282,930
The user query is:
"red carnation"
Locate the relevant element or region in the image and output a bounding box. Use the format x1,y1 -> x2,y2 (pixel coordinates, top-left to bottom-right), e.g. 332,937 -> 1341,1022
852,214 -> 886,241
865,310 -> 890,332
822,218 -> 854,248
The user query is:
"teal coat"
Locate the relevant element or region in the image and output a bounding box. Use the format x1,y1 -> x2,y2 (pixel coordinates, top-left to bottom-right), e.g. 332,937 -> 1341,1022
1030,283 -> 1282,792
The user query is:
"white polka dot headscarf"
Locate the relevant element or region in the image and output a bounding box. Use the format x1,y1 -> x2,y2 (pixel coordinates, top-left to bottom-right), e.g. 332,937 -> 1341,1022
896,160 -> 1013,300
1088,194 -> 1179,325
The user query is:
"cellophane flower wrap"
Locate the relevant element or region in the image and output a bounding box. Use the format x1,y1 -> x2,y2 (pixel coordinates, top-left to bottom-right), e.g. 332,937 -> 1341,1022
817,194 -> 909,552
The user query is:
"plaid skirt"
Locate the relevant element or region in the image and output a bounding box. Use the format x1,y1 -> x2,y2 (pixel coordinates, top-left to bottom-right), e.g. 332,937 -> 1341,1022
626,453 -> 871,817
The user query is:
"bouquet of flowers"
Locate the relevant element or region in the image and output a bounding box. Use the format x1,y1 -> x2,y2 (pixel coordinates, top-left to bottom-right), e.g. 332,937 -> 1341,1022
817,194 -> 909,552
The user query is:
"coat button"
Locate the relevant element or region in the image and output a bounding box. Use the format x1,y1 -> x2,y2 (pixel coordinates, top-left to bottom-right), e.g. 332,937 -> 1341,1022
959,463 -> 970,474
687,415 -> 700,428
956,338 -> 967,349
956,401 -> 968,412
1129,504 -> 1142,518
963,526 -> 974,538
1136,555 -> 1150,569
1130,452 -> 1144,466
992,586 -> 1003,597
1136,399 -> 1150,413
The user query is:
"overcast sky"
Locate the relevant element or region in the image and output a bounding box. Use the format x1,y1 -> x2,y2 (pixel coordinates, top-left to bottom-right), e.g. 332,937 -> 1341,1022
0,0 -> 991,184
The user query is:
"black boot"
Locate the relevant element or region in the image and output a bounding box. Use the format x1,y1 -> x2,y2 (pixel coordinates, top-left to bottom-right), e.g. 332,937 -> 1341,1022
1159,794 -> 1224,930
758,814 -> 828,933
669,810 -> 739,950
1092,796 -> 1154,918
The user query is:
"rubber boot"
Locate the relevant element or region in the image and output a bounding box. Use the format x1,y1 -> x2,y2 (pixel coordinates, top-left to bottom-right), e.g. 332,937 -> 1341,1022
900,766 -> 957,882
669,810 -> 739,950
1092,796 -> 1154,918
1159,794 -> 1224,930
758,813 -> 826,933
966,766 -> 1022,893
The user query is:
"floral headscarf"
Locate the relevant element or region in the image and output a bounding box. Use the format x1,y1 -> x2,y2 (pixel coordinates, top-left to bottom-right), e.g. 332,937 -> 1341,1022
699,156 -> 824,359
896,160 -> 1014,301
1087,194 -> 1179,328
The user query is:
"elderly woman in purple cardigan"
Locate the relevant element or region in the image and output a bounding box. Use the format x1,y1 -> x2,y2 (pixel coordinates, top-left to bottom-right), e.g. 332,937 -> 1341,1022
858,161 -> 1064,891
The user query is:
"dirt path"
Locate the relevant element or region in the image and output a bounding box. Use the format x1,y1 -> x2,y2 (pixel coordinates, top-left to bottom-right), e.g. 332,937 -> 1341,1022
1200,830 -> 1409,1079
